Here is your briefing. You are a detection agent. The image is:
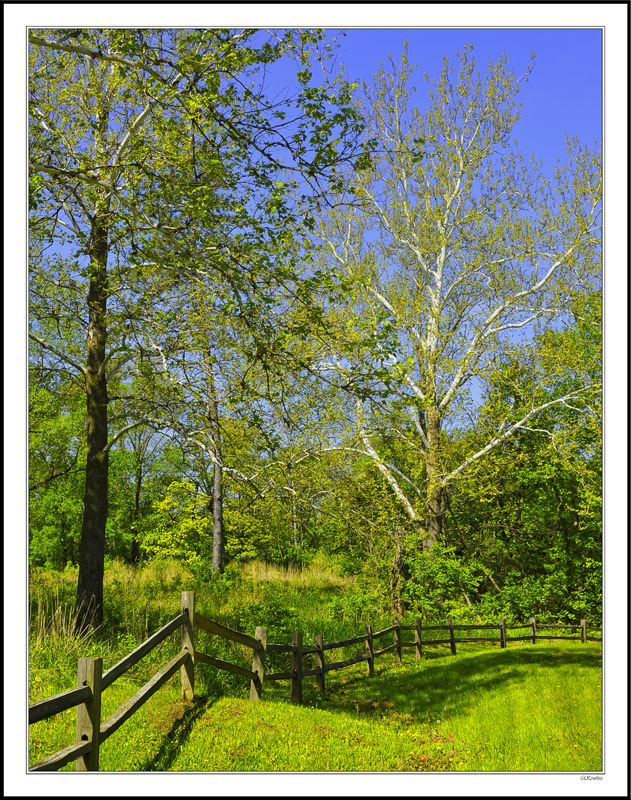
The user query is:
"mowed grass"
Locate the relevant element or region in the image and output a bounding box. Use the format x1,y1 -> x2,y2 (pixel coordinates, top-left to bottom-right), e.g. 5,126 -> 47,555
160,697 -> 422,772
29,676 -> 180,771
154,642 -> 601,772
29,641 -> 601,772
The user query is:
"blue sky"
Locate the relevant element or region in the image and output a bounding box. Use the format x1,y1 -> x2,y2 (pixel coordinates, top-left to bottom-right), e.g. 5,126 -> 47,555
329,28 -> 602,169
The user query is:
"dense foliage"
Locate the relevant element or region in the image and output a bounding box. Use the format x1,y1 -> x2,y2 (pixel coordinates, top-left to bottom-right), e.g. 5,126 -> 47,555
29,30 -> 601,626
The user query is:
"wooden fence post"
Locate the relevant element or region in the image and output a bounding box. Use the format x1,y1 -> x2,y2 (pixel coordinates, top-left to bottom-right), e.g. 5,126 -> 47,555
393,616 -> 402,663
365,625 -> 374,676
529,616 -> 536,645
499,618 -> 507,649
76,657 -> 103,771
290,632 -> 303,704
181,591 -> 195,700
315,634 -> 325,692
580,619 -> 587,644
414,618 -> 422,660
447,618 -> 457,655
250,626 -> 267,700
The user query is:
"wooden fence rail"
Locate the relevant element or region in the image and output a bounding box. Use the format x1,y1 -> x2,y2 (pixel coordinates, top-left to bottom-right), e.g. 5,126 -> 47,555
101,612 -> 188,691
29,685 -> 92,726
29,592 -> 602,772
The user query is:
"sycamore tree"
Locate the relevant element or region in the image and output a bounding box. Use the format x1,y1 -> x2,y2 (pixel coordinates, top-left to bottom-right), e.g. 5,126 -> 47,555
312,46 -> 601,555
28,27 -> 369,626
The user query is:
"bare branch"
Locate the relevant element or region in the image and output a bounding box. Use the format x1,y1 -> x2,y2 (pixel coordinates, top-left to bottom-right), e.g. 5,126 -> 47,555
355,401 -> 418,521
409,406 -> 430,450
103,419 -> 151,453
443,385 -> 600,484
384,461 -> 424,500
29,161 -> 113,192
28,33 -> 185,89
29,332 -> 86,376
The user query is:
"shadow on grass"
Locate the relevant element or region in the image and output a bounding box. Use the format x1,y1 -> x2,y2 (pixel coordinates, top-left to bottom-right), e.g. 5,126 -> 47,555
140,694 -> 217,771
298,644 -> 602,724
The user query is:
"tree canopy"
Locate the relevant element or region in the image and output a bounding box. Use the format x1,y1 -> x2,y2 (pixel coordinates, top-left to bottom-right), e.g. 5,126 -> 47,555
29,31 -> 602,626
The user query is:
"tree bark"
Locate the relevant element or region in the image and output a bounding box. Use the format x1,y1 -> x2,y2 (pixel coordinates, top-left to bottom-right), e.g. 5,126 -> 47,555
211,457 -> 224,572
205,358 -> 224,573
424,406 -> 445,551
291,480 -> 298,550
131,464 -> 142,563
76,209 -> 109,630
76,77 -> 112,631
390,526 -> 407,616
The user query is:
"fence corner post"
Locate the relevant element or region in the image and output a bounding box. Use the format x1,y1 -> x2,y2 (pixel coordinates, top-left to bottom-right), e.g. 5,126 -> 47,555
250,626 -> 267,700
414,618 -> 422,660
290,632 -> 303,704
76,656 -> 103,771
580,619 -> 587,644
393,616 -> 402,663
499,618 -> 507,649
181,591 -> 195,701
447,618 -> 457,655
529,616 -> 536,645
365,625 -> 374,676
315,634 -> 325,692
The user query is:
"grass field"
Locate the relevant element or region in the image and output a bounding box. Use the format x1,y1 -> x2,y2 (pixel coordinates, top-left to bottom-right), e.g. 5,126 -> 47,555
153,642 -> 602,772
28,560 -> 602,772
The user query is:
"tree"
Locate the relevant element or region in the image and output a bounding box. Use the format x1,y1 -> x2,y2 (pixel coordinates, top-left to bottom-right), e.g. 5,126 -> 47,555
106,426 -> 171,564
447,292 -> 602,620
312,46 -> 601,558
29,372 -> 86,568
28,27 -> 369,626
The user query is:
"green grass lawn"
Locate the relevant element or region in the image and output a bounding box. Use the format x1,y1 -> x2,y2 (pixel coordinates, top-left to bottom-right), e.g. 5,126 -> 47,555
31,640 -> 601,772
165,642 -> 601,772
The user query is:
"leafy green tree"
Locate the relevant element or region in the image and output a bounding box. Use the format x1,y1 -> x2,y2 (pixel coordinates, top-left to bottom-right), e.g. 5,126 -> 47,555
446,296 -> 602,621
312,45 -> 601,561
29,27 -> 369,625
104,427 -> 171,563
403,543 -> 484,621
29,367 -> 86,568
141,480 -> 212,573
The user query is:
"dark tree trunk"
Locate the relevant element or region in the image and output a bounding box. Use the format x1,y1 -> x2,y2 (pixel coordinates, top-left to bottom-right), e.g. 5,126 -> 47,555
131,466 -> 142,563
205,356 -> 224,573
211,457 -> 224,572
424,405 -> 445,551
76,209 -> 109,630
291,482 -> 298,550
390,526 -> 407,616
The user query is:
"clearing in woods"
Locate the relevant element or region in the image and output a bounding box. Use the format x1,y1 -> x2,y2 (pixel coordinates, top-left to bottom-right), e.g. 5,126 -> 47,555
86,642 -> 602,772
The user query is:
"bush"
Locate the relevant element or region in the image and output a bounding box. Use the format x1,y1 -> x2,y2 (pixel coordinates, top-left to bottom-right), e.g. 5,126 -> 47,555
403,544 -> 483,620
323,580 -> 389,624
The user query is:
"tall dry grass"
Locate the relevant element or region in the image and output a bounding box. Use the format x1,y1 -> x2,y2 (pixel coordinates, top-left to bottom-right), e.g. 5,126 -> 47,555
29,558 -> 195,647
242,555 -> 356,589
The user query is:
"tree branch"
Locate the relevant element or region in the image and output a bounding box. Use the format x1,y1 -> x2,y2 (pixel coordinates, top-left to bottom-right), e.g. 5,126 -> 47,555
29,332 -> 86,376
443,385 -> 600,484
355,401 -> 418,522
103,419 -> 150,453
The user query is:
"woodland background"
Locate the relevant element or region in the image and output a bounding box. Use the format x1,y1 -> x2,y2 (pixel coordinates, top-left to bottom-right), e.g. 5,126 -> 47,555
26,26 -> 604,631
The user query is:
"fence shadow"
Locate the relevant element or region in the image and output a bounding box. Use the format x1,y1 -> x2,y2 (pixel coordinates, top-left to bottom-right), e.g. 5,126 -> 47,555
139,694 -> 215,772
298,644 -> 602,725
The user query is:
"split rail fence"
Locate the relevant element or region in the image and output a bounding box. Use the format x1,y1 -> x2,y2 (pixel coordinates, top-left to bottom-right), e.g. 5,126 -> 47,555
28,590 -> 602,772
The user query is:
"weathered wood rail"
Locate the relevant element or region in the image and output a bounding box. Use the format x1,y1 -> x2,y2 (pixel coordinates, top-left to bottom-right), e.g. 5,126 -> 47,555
29,591 -> 602,772
29,596 -> 195,772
